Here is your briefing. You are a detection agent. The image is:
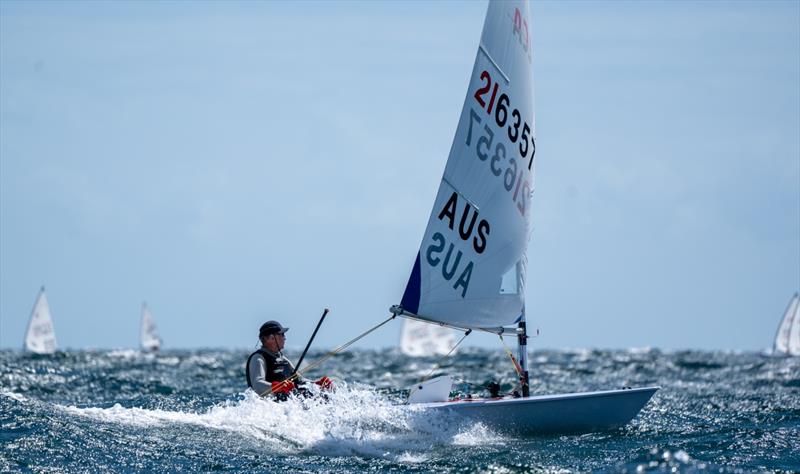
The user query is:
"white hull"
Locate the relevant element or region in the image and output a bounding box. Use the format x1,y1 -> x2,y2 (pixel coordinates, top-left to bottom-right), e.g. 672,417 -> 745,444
418,386 -> 659,435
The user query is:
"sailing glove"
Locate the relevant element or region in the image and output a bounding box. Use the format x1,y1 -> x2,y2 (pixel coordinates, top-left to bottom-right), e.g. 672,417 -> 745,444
271,380 -> 295,394
315,376 -> 333,390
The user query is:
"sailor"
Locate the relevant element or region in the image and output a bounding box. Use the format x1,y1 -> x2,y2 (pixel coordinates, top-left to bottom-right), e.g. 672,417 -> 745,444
246,320 -> 333,399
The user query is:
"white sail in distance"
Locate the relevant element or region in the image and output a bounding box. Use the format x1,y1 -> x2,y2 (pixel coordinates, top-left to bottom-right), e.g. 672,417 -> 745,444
774,293 -> 800,356
140,302 -> 161,352
24,287 -> 58,354
397,0 -> 536,332
400,318 -> 458,357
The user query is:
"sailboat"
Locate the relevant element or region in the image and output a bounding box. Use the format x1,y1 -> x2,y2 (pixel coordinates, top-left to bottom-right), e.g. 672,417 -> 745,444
773,293 -> 800,356
140,302 -> 161,352
24,286 -> 58,354
400,318 -> 457,357
390,0 -> 658,434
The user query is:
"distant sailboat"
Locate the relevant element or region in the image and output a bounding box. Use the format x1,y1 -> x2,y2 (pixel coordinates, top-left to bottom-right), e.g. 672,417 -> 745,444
140,302 -> 161,352
24,286 -> 58,354
400,318 -> 457,357
774,293 -> 800,356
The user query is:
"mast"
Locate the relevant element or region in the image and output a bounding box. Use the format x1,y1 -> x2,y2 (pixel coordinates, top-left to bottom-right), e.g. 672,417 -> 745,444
517,316 -> 530,397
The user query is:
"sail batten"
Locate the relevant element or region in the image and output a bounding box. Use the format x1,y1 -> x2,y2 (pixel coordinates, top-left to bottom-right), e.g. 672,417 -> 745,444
396,0 -> 536,331
442,177 -> 481,211
478,44 -> 510,84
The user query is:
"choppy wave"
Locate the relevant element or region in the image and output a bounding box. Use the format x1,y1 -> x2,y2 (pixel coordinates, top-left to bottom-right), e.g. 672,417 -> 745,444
1,348 -> 798,472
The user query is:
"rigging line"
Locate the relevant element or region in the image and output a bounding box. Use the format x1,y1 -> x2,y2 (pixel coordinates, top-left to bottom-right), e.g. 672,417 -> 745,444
267,314 -> 396,395
499,334 -> 523,377
420,329 -> 473,384
406,328 -> 472,404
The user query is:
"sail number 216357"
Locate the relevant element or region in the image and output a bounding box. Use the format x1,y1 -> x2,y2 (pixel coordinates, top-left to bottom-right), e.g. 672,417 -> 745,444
466,70 -> 535,218
473,70 -> 535,169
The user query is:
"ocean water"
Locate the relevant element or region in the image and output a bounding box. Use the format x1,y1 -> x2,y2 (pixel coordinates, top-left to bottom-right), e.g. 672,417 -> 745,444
1,347 -> 798,473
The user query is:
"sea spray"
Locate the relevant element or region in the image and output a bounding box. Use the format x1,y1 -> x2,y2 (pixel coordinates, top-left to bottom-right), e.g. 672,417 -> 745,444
59,381 -> 503,460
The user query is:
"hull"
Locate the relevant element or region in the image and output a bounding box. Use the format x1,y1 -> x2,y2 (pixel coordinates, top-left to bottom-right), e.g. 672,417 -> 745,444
419,386 -> 659,435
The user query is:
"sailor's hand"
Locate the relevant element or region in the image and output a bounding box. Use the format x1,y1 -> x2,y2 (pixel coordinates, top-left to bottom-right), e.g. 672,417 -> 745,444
271,380 -> 295,394
315,376 -> 333,390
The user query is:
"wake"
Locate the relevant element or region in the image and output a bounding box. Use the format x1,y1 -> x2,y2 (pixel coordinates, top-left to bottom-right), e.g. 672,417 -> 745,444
58,382 -> 504,460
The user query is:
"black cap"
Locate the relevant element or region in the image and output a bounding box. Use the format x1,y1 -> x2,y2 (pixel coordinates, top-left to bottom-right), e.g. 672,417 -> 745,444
259,320 -> 289,337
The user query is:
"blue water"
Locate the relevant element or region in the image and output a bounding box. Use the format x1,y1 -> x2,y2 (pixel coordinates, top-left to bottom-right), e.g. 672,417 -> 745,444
1,348 -> 798,473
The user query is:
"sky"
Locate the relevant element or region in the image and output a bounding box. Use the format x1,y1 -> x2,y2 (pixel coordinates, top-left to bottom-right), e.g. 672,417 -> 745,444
1,1 -> 798,352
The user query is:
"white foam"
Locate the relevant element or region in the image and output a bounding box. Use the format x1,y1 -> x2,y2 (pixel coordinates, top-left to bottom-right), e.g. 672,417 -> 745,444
59,382 -> 503,460
1,390 -> 27,402
106,349 -> 140,358
396,452 -> 429,463
451,422 -> 504,446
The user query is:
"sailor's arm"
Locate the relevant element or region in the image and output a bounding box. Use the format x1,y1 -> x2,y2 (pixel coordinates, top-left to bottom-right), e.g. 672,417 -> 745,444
248,355 -> 272,396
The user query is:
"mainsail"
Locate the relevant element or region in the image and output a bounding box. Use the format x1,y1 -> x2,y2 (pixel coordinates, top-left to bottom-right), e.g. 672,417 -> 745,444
388,1 -> 659,431
24,287 -> 58,354
400,318 -> 457,357
774,293 -> 800,356
140,302 -> 161,352
396,0 -> 535,332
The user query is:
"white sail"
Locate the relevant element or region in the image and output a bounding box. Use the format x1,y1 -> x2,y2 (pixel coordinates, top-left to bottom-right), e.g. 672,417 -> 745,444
140,302 -> 161,352
400,318 -> 458,357
24,287 -> 57,354
774,293 -> 800,356
393,1 -> 659,434
396,0 -> 536,332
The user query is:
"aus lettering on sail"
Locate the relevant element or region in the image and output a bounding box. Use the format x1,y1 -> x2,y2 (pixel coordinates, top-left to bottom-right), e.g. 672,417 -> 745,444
425,191 -> 490,298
